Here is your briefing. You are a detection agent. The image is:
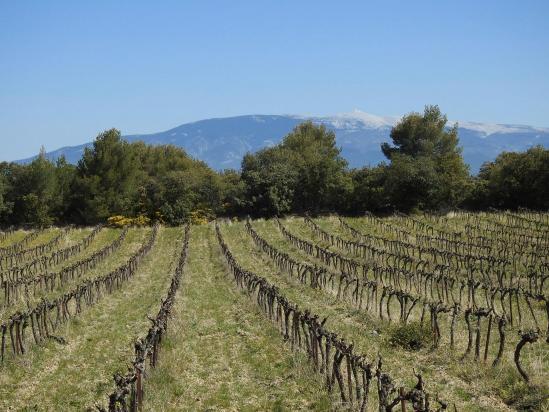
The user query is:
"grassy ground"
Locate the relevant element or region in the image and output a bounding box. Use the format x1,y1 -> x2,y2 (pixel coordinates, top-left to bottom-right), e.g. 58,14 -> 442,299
7,228 -> 60,252
144,224 -> 332,412
0,228 -> 60,272
297,216 -> 548,370
295,216 -> 546,334
247,219 -> 547,410
0,230 -> 30,248
0,227 -> 95,273
334,215 -> 543,289
0,228 -> 128,321
1,217 -> 546,411
0,227 -> 182,410
222,218 -> 549,411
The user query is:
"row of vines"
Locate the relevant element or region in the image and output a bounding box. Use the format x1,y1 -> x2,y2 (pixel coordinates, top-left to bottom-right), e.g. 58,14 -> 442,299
262,215 -> 547,383
218,222 -> 448,411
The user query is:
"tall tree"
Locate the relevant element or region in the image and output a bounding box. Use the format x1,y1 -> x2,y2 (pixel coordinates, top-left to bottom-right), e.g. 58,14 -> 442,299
381,105 -> 470,211
71,129 -> 142,223
53,156 -> 77,223
349,165 -> 389,213
218,169 -> 246,215
281,121 -> 351,212
241,148 -> 298,216
135,144 -> 225,223
14,147 -> 61,226
241,121 -> 352,216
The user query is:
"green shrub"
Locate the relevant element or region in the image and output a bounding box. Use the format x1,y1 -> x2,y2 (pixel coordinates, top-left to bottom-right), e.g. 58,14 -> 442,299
389,322 -> 430,351
496,366 -> 549,411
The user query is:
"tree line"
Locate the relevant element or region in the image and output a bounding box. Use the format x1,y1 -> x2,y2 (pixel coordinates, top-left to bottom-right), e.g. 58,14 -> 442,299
0,105 -> 547,226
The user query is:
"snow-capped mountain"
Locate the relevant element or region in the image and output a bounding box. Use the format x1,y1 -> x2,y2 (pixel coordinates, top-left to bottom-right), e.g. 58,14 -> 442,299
14,112 -> 549,173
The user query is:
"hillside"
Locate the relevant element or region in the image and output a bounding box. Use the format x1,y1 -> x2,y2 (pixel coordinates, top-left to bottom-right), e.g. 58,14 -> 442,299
15,112 -> 549,173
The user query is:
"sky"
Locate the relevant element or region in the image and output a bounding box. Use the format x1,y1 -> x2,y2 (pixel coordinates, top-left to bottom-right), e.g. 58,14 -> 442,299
1,1 -> 548,161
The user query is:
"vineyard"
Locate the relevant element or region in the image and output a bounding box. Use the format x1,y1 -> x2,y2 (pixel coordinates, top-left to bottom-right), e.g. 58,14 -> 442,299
0,212 -> 547,411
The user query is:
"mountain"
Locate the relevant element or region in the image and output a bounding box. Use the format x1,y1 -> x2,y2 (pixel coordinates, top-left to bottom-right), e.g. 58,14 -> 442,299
14,112 -> 549,173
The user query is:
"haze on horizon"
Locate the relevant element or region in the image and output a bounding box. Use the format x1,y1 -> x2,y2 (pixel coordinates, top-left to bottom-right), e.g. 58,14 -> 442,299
1,0 -> 548,161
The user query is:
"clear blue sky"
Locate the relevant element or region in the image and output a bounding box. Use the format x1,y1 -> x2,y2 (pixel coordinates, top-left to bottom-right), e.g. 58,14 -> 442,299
1,1 -> 548,161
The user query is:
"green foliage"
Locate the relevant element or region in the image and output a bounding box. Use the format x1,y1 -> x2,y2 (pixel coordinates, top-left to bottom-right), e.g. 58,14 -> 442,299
218,169 -> 246,215
381,105 -> 471,211
383,154 -> 439,212
136,144 -> 227,224
469,146 -> 549,210
348,165 -> 388,213
382,105 -> 459,160
0,109 -> 547,227
388,322 -> 430,351
0,172 -> 10,219
241,121 -> 351,216
21,193 -> 53,227
53,156 -> 77,222
70,131 -> 230,225
0,147 -> 73,226
281,122 -> 352,212
495,366 -> 549,411
72,129 -> 143,223
242,149 -> 298,216
0,130 -> 238,227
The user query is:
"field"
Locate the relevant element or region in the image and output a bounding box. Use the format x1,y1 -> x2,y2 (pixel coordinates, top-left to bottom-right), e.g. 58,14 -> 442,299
0,212 -> 547,411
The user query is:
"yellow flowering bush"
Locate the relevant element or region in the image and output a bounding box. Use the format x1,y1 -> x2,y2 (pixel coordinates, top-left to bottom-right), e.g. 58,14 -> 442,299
107,214 -> 152,227
189,208 -> 214,225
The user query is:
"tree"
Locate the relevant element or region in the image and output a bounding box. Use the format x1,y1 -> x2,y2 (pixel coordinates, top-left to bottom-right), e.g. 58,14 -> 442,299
71,129 -> 142,223
469,146 -> 549,210
0,170 -> 9,223
135,144 -> 225,224
383,154 -> 440,211
381,105 -> 470,211
241,121 -> 352,216
0,162 -> 21,225
241,149 -> 298,216
349,165 -> 389,213
53,156 -> 76,223
282,121 -> 351,212
11,147 -> 61,226
218,169 -> 246,215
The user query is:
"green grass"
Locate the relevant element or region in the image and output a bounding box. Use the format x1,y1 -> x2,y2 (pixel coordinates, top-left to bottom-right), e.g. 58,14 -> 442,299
0,229 -> 30,248
0,227 -> 129,321
0,226 -> 182,410
293,216 -> 548,379
6,227 -> 59,251
1,214 -> 547,411
143,224 -> 333,412
225,218 -> 546,411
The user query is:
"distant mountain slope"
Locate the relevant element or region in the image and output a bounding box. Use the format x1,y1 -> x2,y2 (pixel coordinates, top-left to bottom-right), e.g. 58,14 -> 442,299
15,112 -> 549,173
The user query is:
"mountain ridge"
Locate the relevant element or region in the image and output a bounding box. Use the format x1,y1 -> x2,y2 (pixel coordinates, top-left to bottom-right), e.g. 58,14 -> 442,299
13,112 -> 549,173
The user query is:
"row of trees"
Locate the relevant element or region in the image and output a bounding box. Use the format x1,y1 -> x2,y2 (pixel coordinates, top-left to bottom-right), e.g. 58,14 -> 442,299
240,105 -> 548,215
0,105 -> 547,226
0,131 -> 238,226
